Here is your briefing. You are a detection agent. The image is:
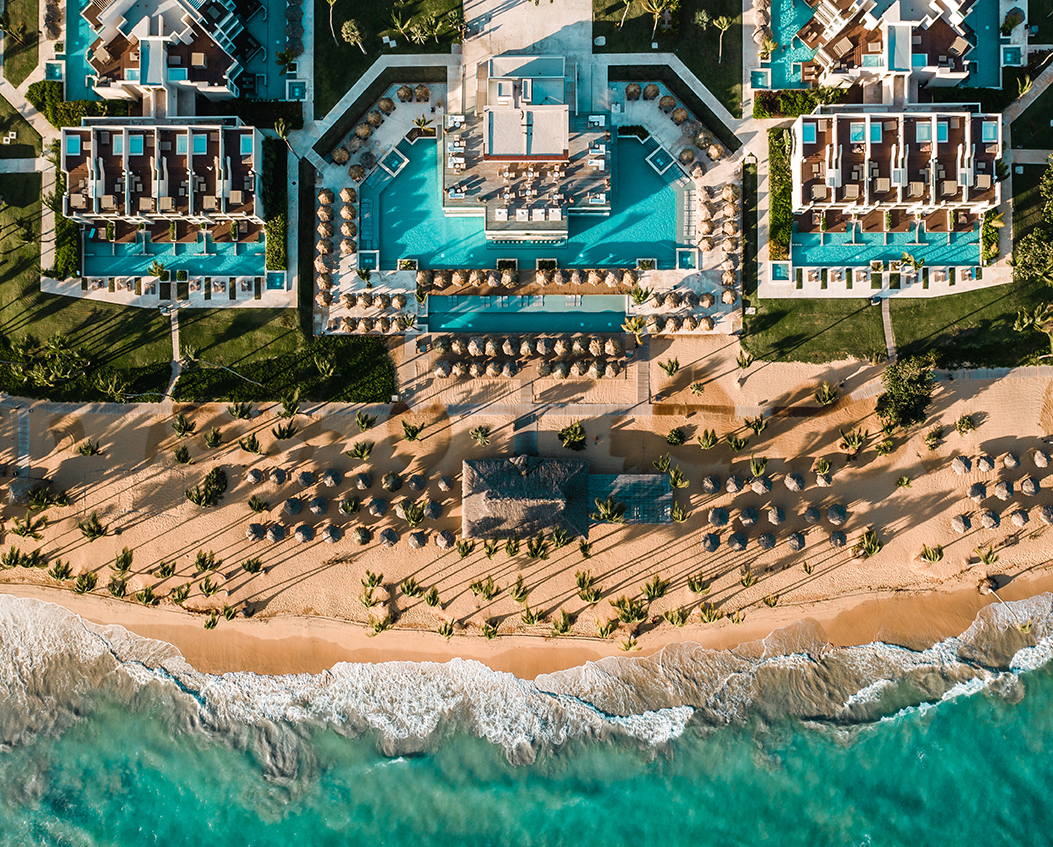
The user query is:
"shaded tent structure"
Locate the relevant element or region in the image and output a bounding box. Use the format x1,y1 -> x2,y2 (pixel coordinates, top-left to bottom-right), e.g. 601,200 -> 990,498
462,456 -> 589,539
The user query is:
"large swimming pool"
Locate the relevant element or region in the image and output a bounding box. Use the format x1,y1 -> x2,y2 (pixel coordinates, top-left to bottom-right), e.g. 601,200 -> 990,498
766,0 -> 819,89
82,235 -> 266,277
792,226 -> 981,266
64,0 -> 98,101
366,139 -> 680,270
962,0 -> 1000,88
428,294 -> 625,332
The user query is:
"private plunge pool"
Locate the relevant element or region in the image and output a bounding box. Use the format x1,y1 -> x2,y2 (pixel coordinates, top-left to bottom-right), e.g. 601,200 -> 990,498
428,294 -> 626,333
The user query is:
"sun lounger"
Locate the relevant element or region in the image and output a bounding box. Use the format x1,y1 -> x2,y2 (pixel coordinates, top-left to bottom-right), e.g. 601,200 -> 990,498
494,207 -> 508,221
515,208 -> 529,222
548,208 -> 561,221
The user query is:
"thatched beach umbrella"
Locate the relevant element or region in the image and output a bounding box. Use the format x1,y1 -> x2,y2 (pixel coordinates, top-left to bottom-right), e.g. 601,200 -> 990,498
339,239 -> 355,255
626,82 -> 642,100
348,164 -> 365,182
408,531 -> 427,549
450,361 -> 466,378
378,97 -> 396,116
317,274 -> 332,291
752,27 -> 767,44
314,257 -> 330,275
700,315 -> 715,330
537,361 -> 552,377
486,270 -> 499,289
724,202 -> 739,218
502,361 -> 517,378
664,291 -> 680,308
666,316 -> 682,333
572,359 -> 588,377
756,8 -> 770,25
331,146 -> 349,164
347,136 -> 363,155
552,361 -> 570,379
246,523 -> 265,541
485,337 -> 498,357
605,270 -> 619,288
379,528 -> 398,547
553,269 -> 566,286
683,291 -> 699,308
340,203 -> 356,220
360,152 -> 376,171
268,524 -> 286,543
1021,477 -> 1038,496
340,187 -> 358,203
723,221 -> 739,237
318,188 -> 334,205
572,337 -> 587,357
286,4 -> 303,20
433,270 -> 449,290
554,338 -> 569,356
699,220 -> 714,236
605,338 -> 622,357
672,107 -> 689,125
354,123 -> 372,140
643,83 -> 660,100
246,468 -> 264,485
570,269 -> 583,286
317,205 -> 333,222
340,317 -> 357,333
316,291 -> 332,307
359,317 -> 375,332
536,338 -> 549,356
316,239 -> 332,255
622,269 -> 637,287
723,270 -> 738,287
366,111 -> 384,129
356,292 -> 373,309
317,221 -> 334,238
452,269 -> 467,287
501,269 -> 516,289
375,316 -> 391,333
683,315 -> 699,332
659,95 -> 676,113
397,85 -> 413,102
698,204 -> 711,221
699,236 -> 714,252
392,293 -> 407,309
341,221 -> 357,238
414,84 -> 430,102
722,289 -> 737,305
709,143 -> 725,161
587,269 -> 602,286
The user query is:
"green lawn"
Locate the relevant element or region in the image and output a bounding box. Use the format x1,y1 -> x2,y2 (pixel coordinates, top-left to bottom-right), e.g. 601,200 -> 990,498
174,309 -> 397,402
593,0 -> 743,118
3,0 -> 39,87
314,0 -> 460,118
742,299 -> 887,363
1010,78 -> 1053,149
0,174 -> 172,400
0,92 -> 40,158
890,282 -> 1051,368
1012,164 -> 1045,242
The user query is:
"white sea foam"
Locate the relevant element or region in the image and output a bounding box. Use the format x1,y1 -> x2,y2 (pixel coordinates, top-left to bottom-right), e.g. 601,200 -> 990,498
3,591 -> 1053,762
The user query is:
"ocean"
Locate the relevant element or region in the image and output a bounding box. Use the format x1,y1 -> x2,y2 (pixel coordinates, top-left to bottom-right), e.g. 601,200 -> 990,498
1,592 -> 1052,845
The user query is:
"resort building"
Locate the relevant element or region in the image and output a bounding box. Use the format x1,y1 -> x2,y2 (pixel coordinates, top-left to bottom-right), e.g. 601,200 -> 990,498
61,120 -> 264,229
79,0 -> 261,116
790,107 -> 1002,222
793,0 -> 1022,93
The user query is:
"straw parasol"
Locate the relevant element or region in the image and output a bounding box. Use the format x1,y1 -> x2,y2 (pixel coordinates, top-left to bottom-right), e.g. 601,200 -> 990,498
664,291 -> 680,308
622,269 -> 637,287
331,146 -> 349,164
433,270 -> 449,289
723,221 -> 738,236
589,338 -> 603,357
375,292 -> 391,309
486,270 -> 499,288
572,359 -> 588,377
721,257 -> 736,271
520,339 -> 534,357
340,203 -> 356,220
397,85 -> 413,102
501,269 -> 516,288
340,239 -> 356,254
756,7 -> 770,24
570,269 -> 583,286
340,317 -> 357,333
722,270 -> 738,287
316,291 -> 332,307
553,361 -> 570,379
752,27 -> 767,44
502,338 -> 516,356
683,291 -> 699,308
433,360 -> 452,378
375,316 -> 390,333
340,187 -> 358,203
314,256 -> 330,272
752,0 -> 769,8
659,95 -> 676,113
588,359 -> 603,379
341,221 -> 357,238
553,269 -> 566,286
451,361 -> 466,378
317,221 -> 334,238
553,338 -> 569,356
699,236 -> 714,252
626,82 -> 642,100
317,272 -> 332,290
392,293 -> 407,309
502,361 -> 517,378
699,220 -> 714,235
709,143 -> 725,161
722,238 -> 739,254
452,269 -> 467,287
666,316 -> 682,333
605,270 -> 619,288
347,136 -> 363,154
486,362 -> 501,377
416,269 -> 432,288
700,315 -> 715,330
698,204 -> 712,221
537,360 -> 552,377
700,292 -> 715,308
360,151 -> 376,170
572,337 -> 587,357
468,337 -> 484,357
724,202 -> 738,218
286,4 -> 303,19
316,239 -> 333,254
683,315 -> 699,332
414,84 -> 430,102
536,338 -> 549,356
366,110 -> 384,128
357,292 -> 373,308
317,205 -> 333,222
378,97 -> 396,116
722,289 -> 737,305
285,21 -> 304,38
318,189 -> 334,205
587,269 -> 602,286
450,337 -> 466,355
605,338 -> 622,357
348,164 -> 365,181
646,315 -> 664,334
722,184 -> 740,201
672,107 -> 689,125
469,269 -> 483,287
643,83 -> 660,100
359,317 -> 374,332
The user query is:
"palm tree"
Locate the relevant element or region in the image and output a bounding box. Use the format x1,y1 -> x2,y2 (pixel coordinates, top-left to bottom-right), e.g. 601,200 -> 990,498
1018,74 -> 1033,98
413,115 -> 434,130
326,0 -> 338,46
759,36 -> 778,60
148,260 -> 166,279
389,12 -> 412,41
341,19 -> 366,53
643,0 -> 668,40
986,210 -> 1005,228
275,48 -> 297,75
618,0 -> 634,29
622,315 -> 645,344
714,16 -> 732,63
901,252 -> 925,274
977,575 -> 1031,631
274,118 -> 292,153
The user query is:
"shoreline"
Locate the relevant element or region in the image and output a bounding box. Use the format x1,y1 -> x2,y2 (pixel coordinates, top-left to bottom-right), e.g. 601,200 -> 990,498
5,567 -> 1052,678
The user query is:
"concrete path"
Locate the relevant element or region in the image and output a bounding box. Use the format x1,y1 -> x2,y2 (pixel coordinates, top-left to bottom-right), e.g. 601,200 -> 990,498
165,309 -> 181,400
15,407 -> 29,477
1004,60 -> 1053,123
1010,149 -> 1052,165
880,299 -> 896,363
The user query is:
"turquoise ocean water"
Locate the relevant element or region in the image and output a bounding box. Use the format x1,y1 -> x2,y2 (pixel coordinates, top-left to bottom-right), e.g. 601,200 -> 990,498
2,592 -> 1053,845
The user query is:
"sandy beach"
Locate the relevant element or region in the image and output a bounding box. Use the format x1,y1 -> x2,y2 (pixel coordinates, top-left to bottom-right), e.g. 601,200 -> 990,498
3,346 -> 1053,678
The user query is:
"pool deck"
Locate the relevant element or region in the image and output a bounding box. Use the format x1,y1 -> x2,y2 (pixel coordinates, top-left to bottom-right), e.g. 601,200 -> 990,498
41,275 -> 295,309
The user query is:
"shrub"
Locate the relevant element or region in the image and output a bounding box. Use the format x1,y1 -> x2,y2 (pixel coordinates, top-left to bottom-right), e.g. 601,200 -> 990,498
185,468 -> 228,507
768,128 -> 792,260
28,81 -> 130,128
876,355 -> 936,429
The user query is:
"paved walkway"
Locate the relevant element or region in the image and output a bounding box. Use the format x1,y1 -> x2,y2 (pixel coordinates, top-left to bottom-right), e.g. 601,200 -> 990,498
880,299 -> 896,363
1010,149 -> 1053,165
1004,60 -> 1053,122
15,407 -> 29,477
165,309 -> 181,401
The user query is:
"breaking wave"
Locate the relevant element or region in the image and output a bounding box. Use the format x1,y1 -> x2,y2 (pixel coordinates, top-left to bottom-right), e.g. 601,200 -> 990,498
1,591 -> 1052,773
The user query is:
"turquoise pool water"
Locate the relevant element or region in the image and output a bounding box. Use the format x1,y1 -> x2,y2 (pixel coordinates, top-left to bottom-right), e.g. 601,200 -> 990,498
366,139 -> 679,269
428,294 -> 625,332
768,0 -> 818,89
750,70 -> 770,89
793,226 -> 981,266
963,0 -> 1000,88
82,235 -> 266,277
64,0 -> 98,101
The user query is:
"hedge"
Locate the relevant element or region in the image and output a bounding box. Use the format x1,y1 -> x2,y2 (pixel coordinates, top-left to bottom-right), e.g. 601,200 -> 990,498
195,96 -> 304,131
265,215 -> 287,270
172,336 -> 396,403
27,80 -> 130,128
262,138 -> 287,270
42,160 -> 80,278
768,128 -> 792,262
752,88 -> 846,119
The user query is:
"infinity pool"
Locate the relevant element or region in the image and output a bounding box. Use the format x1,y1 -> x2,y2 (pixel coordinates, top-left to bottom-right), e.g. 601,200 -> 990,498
82,235 -> 266,277
792,226 -> 981,266
366,139 -> 679,269
428,294 -> 625,333
767,0 -> 819,89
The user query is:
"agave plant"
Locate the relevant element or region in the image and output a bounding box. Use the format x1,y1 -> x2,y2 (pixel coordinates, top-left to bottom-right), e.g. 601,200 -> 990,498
736,350 -> 754,370
401,499 -> 425,528
697,429 -> 718,450
689,382 -> 705,397
924,427 -> 943,451
653,453 -> 672,473
469,575 -> 499,600
73,572 -> 98,594
578,539 -> 593,558
356,410 -> 376,432
248,495 -> 268,513
483,539 -> 499,559
749,454 -> 768,478
174,445 -> 193,465
521,604 -> 544,625
854,530 -> 883,558
740,568 -> 757,588
510,574 -> 529,604
402,421 -> 424,441
875,438 -> 894,456
699,603 -> 723,624
814,457 -> 832,475
239,434 -> 264,455
227,402 -> 254,420
527,533 -> 549,560
551,610 -> 573,636
659,358 -> 680,377
438,619 -> 454,641
558,420 -> 586,451
896,476 -> 911,488
552,527 -> 572,549
171,413 -> 196,438
155,560 -> 176,578
12,514 -> 47,539
629,284 -> 652,305
596,619 -> 618,638
590,495 -> 627,524
576,570 -> 601,603
224,605 -> 238,621
279,391 -> 300,419
203,610 -> 219,630
242,557 -> 264,574
113,547 -> 133,575
401,577 -> 425,597
642,574 -> 669,600
745,416 -> 766,436
670,501 -> 690,523
77,439 -> 103,456
839,427 -> 867,455
108,578 -> 127,598
620,636 -> 640,652
49,560 -> 73,580
504,536 -> 520,557
346,440 -> 374,462
687,572 -> 710,594
470,425 -> 492,446
669,467 -> 689,489
78,512 -> 108,541
136,585 -> 158,606
921,544 -> 944,563
456,539 -> 474,559
610,596 -> 647,624
622,316 -> 646,343
663,606 -> 689,627
955,415 -> 977,435
272,421 -> 299,440
362,570 -> 384,590
203,427 -> 222,449
170,583 -> 191,603
726,434 -> 749,452
340,496 -> 361,515
425,587 -> 441,607
815,381 -> 839,406
763,594 -> 779,608
194,550 -> 221,573
975,545 -> 1000,566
